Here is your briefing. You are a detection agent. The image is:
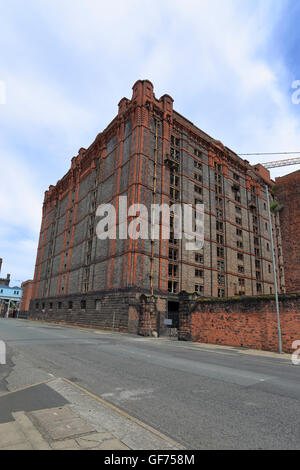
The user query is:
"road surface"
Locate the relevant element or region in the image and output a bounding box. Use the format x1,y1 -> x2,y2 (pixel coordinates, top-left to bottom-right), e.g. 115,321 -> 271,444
0,318 -> 299,449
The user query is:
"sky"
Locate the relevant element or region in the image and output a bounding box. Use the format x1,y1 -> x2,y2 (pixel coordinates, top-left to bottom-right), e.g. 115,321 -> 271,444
1,0 -> 300,284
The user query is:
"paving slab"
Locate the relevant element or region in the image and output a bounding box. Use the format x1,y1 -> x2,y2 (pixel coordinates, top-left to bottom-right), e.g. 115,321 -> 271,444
30,406 -> 95,440
0,383 -> 69,423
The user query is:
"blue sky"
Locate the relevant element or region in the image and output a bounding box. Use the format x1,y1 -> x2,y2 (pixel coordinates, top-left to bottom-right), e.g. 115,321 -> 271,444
1,0 -> 300,283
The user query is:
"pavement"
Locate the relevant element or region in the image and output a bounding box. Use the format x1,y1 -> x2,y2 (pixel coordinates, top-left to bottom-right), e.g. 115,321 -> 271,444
0,377 -> 184,450
0,318 -> 299,450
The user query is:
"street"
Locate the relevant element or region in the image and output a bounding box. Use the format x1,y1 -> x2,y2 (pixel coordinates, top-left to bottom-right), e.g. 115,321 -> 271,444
0,318 -> 299,450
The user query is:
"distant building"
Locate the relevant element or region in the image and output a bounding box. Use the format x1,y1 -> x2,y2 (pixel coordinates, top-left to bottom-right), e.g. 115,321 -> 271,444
0,285 -> 22,317
276,169 -> 300,293
0,259 -> 22,317
20,280 -> 34,316
0,273 -> 10,287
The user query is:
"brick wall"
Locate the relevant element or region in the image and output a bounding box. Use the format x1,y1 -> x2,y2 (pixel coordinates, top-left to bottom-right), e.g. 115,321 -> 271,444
178,293 -> 300,353
276,170 -> 300,293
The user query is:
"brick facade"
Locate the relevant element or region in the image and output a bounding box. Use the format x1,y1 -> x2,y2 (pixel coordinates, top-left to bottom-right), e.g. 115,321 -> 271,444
276,170 -> 300,293
29,80 -> 285,333
178,293 -> 300,353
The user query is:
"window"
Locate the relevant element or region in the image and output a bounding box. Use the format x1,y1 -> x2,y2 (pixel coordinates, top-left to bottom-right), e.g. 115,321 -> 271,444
35,303 -> 39,310
169,248 -> 178,261
233,173 -> 240,182
83,281 -> 89,293
194,160 -> 202,170
236,229 -> 242,237
168,264 -> 178,277
235,206 -> 241,213
194,149 -> 202,158
216,196 -> 223,207
236,217 -> 242,225
170,188 -> 180,200
257,283 -> 262,293
58,302 -> 62,309
215,174 -> 222,185
195,253 -> 204,264
239,278 -> 245,287
49,302 -> 53,310
268,264 -> 271,273
237,253 -> 244,261
217,261 -> 225,271
215,163 -> 222,173
95,299 -> 102,311
194,173 -> 202,182
194,185 -> 202,195
218,288 -> 225,298
217,246 -> 224,259
170,148 -> 180,161
217,234 -> 224,244
81,300 -> 86,310
170,172 -> 179,187
216,221 -> 224,232
168,280 -> 178,293
216,209 -> 223,219
218,274 -> 225,286
195,198 -> 203,205
237,241 -> 243,249
195,269 -> 204,278
169,231 -> 178,245
238,266 -> 244,273
68,301 -> 73,310
195,284 -> 204,294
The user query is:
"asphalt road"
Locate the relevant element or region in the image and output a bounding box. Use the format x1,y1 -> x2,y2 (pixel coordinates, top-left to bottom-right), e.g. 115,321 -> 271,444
0,318 -> 299,449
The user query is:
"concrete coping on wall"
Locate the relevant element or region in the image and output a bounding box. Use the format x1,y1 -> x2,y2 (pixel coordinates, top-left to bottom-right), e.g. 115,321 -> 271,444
187,293 -> 300,305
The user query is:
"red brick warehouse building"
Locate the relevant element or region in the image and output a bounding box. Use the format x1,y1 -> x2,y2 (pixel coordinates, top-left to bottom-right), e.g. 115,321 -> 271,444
29,80 -> 285,335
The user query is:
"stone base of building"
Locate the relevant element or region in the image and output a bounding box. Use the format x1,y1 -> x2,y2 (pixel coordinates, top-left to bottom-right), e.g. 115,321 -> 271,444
28,289 -> 179,337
